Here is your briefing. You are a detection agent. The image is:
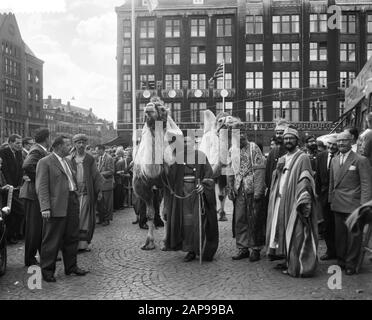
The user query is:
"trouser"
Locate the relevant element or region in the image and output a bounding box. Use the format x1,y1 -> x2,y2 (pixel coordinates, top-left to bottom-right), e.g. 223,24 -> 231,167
4,191 -> 24,240
323,203 -> 336,256
334,211 -> 350,264
113,183 -> 124,210
24,199 -> 43,265
97,190 -> 113,222
234,189 -> 265,250
346,209 -> 372,269
40,192 -> 79,277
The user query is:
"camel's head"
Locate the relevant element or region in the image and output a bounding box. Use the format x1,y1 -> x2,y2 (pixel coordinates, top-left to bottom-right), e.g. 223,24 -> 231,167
216,112 -> 241,135
144,97 -> 168,132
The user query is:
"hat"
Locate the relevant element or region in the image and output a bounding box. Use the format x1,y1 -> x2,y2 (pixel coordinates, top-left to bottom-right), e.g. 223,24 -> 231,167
283,127 -> 299,139
72,134 -> 88,143
326,134 -> 338,144
275,119 -> 290,132
337,132 -> 352,141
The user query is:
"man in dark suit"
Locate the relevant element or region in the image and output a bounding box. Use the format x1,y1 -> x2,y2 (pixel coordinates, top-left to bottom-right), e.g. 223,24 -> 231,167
20,129 -> 50,267
36,136 -> 88,282
0,134 -> 24,244
96,145 -> 114,226
329,132 -> 372,275
22,137 -> 34,161
315,134 -> 338,261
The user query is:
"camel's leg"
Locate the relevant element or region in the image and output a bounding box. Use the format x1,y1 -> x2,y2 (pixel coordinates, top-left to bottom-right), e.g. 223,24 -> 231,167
159,198 -> 167,251
217,183 -> 228,221
141,200 -> 156,251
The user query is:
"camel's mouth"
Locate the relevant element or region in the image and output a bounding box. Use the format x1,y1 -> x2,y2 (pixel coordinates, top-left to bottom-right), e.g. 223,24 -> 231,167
145,103 -> 168,130
216,116 -> 240,134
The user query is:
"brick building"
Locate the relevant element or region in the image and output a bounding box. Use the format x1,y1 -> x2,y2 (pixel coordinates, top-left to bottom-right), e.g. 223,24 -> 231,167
116,0 -> 372,148
0,13 -> 45,141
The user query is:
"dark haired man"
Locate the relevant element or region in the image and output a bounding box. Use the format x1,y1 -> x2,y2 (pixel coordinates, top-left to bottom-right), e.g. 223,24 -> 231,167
36,136 -> 88,282
20,129 -> 50,266
0,134 -> 24,244
22,137 -> 34,160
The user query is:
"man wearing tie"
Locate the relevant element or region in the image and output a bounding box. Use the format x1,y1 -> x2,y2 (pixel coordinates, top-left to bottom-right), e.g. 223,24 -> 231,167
329,132 -> 372,274
315,134 -> 338,261
36,136 -> 88,282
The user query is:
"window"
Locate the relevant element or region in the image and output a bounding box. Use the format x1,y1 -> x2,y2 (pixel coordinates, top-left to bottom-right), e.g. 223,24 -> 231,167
123,103 -> 132,122
310,100 -> 327,121
140,47 -> 155,65
193,0 -> 204,4
216,102 -> 232,114
273,101 -> 299,122
35,71 -> 40,84
217,46 -> 232,64
28,68 -> 33,82
310,71 -> 327,88
272,15 -> 299,34
191,19 -> 206,37
165,19 -> 180,38
140,20 -> 155,38
35,89 -> 40,102
28,88 -> 33,100
246,101 -> 263,122
272,71 -> 300,88
123,20 -> 131,38
140,74 -> 155,90
340,71 -> 355,89
217,73 -> 232,90
272,43 -> 300,62
340,43 -> 356,62
339,100 -> 345,117
246,43 -> 263,62
368,43 -> 372,60
165,74 -> 181,90
191,46 -> 206,64
216,18 -> 232,37
368,15 -> 372,33
166,103 -> 182,122
191,74 -> 206,90
246,15 -> 263,34
341,14 -> 356,34
310,14 -> 327,33
123,47 -> 131,65
165,47 -> 180,65
123,74 -> 131,91
246,72 -> 263,89
190,103 -> 207,122
310,42 -> 327,61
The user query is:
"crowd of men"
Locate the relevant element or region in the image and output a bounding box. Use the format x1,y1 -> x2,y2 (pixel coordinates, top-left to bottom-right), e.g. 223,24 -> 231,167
1,112 -> 372,282
0,130 -> 134,282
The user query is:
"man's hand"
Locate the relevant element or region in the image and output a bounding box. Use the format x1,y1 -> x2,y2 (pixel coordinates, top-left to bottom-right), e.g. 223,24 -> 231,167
196,184 -> 204,194
42,210 -> 51,219
228,190 -> 237,202
23,175 -> 31,182
1,184 -> 12,191
97,192 -> 103,201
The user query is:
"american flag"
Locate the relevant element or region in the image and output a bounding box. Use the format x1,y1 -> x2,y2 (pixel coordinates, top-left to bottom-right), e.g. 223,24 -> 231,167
209,61 -> 225,83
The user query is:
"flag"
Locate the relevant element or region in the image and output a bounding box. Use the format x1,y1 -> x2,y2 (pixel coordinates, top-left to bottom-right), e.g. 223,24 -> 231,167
209,61 -> 225,83
146,0 -> 158,12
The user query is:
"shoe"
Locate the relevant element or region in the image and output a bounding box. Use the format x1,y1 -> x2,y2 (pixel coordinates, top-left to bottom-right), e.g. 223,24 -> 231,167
78,248 -> 91,254
345,268 -> 356,276
25,259 -> 39,267
183,252 -> 196,262
139,224 -> 149,230
65,267 -> 89,276
96,221 -> 102,225
274,262 -> 287,270
320,253 -> 337,261
101,221 -> 109,227
218,210 -> 228,222
337,260 -> 346,270
232,249 -> 250,260
43,275 -> 56,283
249,250 -> 261,262
132,218 -> 139,224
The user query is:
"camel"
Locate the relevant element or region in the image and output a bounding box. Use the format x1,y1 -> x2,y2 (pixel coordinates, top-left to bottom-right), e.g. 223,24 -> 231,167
132,97 -> 183,251
199,110 -> 241,221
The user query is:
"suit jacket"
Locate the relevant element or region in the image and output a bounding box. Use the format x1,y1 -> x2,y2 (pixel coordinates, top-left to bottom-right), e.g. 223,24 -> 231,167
315,151 -> 332,206
97,153 -> 114,191
329,151 -> 372,214
20,144 -> 49,201
0,147 -> 23,187
36,153 -> 77,218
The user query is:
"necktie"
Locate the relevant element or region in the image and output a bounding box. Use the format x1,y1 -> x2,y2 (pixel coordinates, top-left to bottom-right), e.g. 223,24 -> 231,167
340,154 -> 344,166
328,153 -> 334,170
61,159 -> 76,191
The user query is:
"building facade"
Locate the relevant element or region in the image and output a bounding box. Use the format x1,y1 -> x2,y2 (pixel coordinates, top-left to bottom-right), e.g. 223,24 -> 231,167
0,13 -> 45,140
43,96 -> 117,146
116,0 -> 372,148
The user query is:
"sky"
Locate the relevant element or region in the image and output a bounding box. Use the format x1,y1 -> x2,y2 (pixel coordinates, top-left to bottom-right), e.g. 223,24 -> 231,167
1,0 -> 127,123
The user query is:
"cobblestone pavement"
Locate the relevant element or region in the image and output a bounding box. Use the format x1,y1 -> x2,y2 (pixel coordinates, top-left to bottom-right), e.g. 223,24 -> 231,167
0,199 -> 371,300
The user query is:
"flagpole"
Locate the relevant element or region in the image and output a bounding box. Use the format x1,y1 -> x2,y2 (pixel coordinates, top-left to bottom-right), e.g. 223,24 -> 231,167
131,0 -> 137,155
222,59 -> 225,113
